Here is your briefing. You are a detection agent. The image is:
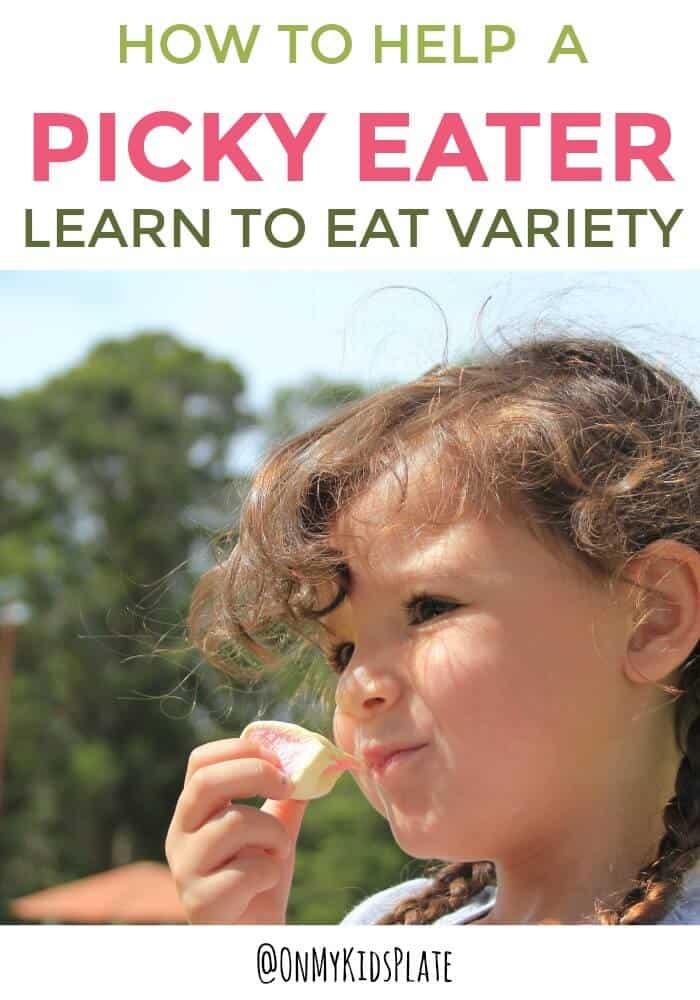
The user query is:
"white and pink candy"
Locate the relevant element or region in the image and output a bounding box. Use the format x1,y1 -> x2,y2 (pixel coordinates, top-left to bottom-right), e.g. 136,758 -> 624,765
241,721 -> 362,800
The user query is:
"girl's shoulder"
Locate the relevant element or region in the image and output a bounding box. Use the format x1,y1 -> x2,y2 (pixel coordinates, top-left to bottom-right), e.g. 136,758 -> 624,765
659,863 -> 700,925
339,878 -> 496,926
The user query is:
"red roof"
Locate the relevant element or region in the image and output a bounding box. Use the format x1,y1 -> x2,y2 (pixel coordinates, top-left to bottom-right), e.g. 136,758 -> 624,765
11,861 -> 187,924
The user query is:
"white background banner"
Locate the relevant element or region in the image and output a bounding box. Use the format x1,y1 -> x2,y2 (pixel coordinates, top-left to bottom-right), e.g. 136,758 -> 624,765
3,925 -> 699,998
0,1 -> 696,267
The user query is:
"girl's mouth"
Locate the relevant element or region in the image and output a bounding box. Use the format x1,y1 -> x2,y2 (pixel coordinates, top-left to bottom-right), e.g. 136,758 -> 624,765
365,743 -> 429,776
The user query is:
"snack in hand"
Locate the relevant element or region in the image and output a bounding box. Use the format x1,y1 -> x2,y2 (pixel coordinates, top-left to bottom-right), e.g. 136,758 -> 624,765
241,720 -> 362,800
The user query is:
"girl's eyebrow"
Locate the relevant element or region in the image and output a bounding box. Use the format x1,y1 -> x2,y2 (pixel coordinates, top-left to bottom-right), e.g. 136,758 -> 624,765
320,533 -> 497,619
320,560 -> 482,618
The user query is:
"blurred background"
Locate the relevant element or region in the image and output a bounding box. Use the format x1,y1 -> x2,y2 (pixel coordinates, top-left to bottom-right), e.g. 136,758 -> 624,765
1,270 -> 699,923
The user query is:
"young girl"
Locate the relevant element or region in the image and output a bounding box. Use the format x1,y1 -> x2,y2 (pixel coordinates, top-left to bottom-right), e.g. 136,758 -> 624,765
165,333 -> 700,925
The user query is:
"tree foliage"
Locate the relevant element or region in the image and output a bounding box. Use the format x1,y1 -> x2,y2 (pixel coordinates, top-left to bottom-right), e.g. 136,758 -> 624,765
0,333 -> 253,895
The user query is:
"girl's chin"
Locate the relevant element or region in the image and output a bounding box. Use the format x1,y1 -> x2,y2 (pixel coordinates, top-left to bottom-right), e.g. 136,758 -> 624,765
385,813 -> 445,856
361,782 -> 492,860
390,831 -> 444,861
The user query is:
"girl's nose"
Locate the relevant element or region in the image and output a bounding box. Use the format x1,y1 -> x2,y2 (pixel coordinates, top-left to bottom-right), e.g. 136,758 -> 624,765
335,662 -> 402,719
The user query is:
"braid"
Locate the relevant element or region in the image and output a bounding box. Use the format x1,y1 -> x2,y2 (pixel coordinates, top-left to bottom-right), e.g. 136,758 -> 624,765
377,861 -> 495,925
595,650 -> 700,924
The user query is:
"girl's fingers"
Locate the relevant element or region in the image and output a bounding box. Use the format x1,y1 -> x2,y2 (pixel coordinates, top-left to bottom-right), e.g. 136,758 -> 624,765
261,797 -> 308,843
178,803 -> 291,878
176,757 -> 290,833
181,854 -> 282,924
184,737 -> 283,785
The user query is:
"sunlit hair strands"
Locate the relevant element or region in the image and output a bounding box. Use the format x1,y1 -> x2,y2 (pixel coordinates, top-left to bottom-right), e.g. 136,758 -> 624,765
189,332 -> 700,924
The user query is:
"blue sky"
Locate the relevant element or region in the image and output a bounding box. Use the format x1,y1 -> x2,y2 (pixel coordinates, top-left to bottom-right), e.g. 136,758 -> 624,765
2,270 -> 699,466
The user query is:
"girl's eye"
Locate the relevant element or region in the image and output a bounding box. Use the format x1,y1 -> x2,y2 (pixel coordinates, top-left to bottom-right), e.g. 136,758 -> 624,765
406,595 -> 460,625
328,641 -> 355,674
326,596 -> 458,672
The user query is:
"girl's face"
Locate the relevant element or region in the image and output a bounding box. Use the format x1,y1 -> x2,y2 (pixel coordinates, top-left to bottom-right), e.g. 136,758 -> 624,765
325,467 -> 634,862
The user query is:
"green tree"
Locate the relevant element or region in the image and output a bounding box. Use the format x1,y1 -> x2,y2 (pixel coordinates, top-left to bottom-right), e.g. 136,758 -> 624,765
0,333 -> 255,899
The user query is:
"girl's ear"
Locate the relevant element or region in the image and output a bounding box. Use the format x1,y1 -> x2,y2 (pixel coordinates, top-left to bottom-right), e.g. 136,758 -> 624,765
622,540 -> 700,684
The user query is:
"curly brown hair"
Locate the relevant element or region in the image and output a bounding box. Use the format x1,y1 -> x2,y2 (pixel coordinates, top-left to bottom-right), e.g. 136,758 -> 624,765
189,332 -> 700,924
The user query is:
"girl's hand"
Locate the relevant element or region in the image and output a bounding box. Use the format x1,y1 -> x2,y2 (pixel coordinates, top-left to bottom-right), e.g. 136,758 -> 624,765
165,738 -> 307,924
